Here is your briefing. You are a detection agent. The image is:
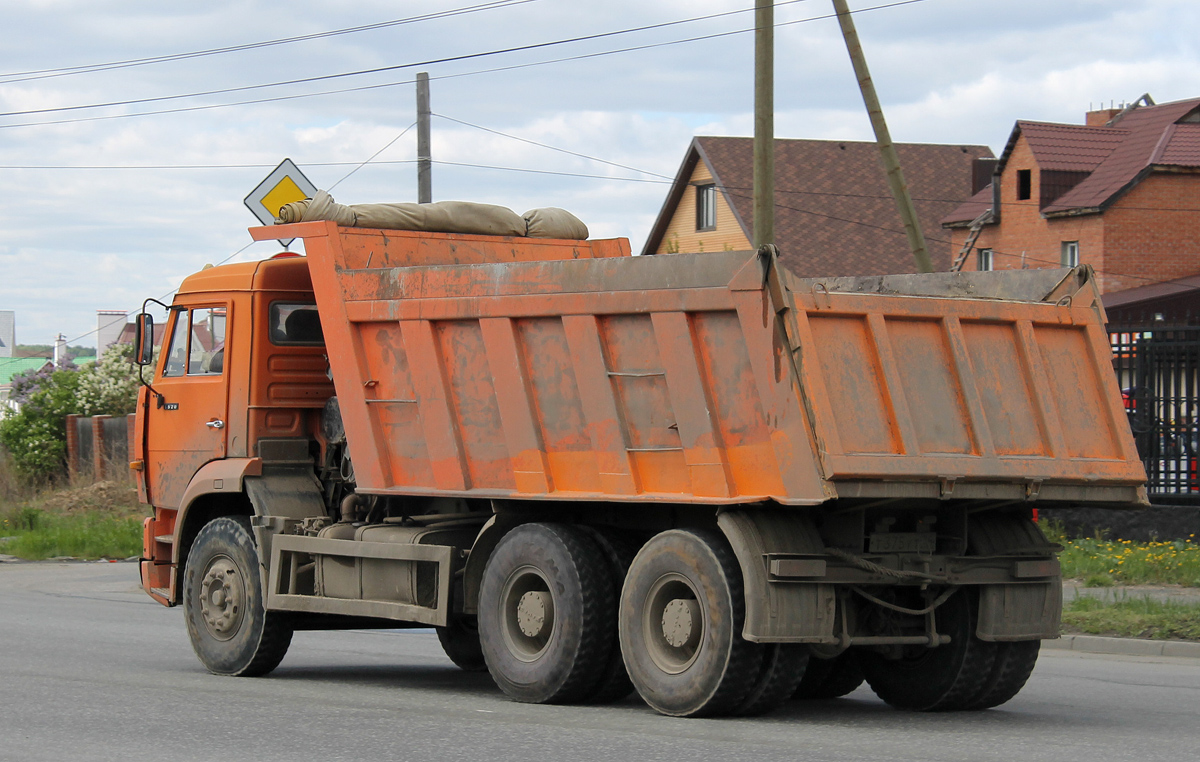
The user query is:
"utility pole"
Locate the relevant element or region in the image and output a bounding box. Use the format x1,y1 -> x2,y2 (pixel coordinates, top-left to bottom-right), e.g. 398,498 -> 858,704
831,0 -> 932,272
417,72 -> 432,204
752,0 -> 774,249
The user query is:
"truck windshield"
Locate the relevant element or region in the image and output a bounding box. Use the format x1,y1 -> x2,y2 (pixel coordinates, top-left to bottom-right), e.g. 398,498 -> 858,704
269,302 -> 323,346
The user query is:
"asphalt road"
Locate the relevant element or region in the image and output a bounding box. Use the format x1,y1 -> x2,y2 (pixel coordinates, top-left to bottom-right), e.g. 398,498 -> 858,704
2,562 -> 1198,762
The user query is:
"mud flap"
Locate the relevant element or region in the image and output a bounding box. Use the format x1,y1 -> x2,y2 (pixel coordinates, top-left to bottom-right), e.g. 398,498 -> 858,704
976,583 -> 1062,641
970,511 -> 1062,641
717,510 -> 837,643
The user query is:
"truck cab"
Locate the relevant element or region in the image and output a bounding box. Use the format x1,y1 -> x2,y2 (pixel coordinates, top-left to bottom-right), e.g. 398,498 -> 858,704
137,254 -> 333,605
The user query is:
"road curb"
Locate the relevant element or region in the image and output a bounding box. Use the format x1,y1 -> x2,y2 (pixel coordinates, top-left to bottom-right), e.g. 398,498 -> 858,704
1044,634 -> 1200,659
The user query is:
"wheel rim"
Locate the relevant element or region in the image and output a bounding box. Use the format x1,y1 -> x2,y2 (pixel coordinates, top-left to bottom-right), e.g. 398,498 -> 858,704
499,564 -> 556,662
642,573 -> 704,674
198,554 -> 246,641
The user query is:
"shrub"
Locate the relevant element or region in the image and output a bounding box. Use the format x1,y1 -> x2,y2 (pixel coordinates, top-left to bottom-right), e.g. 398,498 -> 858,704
0,367 -> 82,481
0,343 -> 142,482
77,342 -> 141,416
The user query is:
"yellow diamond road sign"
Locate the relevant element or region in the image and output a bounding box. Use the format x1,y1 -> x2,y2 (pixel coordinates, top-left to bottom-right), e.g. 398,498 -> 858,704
244,158 -> 318,246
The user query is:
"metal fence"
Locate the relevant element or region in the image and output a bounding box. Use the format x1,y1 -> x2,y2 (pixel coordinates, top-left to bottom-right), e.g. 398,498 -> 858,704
1110,323 -> 1200,502
65,413 -> 136,483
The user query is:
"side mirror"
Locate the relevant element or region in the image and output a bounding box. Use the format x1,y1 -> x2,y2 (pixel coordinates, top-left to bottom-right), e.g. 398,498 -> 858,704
134,313 -> 154,366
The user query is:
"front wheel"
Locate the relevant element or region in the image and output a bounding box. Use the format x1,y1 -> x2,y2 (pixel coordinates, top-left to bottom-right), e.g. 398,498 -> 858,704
183,516 -> 293,676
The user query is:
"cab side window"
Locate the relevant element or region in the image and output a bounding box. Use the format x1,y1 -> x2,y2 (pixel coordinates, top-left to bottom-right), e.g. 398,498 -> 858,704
188,307 -> 227,375
161,306 -> 228,378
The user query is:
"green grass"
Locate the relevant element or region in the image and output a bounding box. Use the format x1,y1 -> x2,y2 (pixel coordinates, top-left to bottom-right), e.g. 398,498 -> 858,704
0,509 -> 142,560
1041,520 -> 1200,587
1063,595 -> 1200,641
0,452 -> 144,561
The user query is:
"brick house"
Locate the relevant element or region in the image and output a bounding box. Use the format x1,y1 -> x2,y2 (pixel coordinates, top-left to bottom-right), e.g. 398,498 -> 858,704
942,95 -> 1200,294
643,136 -> 995,277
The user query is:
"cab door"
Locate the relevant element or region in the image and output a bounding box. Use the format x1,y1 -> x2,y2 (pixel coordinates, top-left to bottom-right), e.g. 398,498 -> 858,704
145,304 -> 231,509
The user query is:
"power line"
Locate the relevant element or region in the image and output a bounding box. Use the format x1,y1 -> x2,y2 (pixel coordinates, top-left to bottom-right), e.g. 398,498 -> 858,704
0,0 -> 539,84
0,0 -> 920,131
328,122 -> 417,191
435,160 -> 672,184
0,0 -> 819,119
0,0 -> 916,131
0,0 -> 928,131
435,113 -> 676,180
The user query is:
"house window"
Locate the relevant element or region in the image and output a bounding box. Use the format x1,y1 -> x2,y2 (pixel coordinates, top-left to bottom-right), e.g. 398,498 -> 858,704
1016,169 -> 1032,200
696,184 -> 716,231
977,249 -> 994,271
1061,241 -> 1080,267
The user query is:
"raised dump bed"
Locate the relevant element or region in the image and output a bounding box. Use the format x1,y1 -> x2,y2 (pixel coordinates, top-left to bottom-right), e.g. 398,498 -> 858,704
264,220 -> 1144,507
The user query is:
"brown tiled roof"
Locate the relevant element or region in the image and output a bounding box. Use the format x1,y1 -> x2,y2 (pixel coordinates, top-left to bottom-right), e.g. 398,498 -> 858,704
1014,121 -> 1126,171
942,97 -> 1200,224
1152,123 -> 1200,166
941,186 -> 992,227
1044,98 -> 1200,214
644,136 -> 992,277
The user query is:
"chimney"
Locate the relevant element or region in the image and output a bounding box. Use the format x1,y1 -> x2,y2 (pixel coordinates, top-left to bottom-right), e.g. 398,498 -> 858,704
53,333 -> 67,366
0,310 -> 13,358
1086,108 -> 1122,127
971,158 -> 998,195
96,310 -> 127,360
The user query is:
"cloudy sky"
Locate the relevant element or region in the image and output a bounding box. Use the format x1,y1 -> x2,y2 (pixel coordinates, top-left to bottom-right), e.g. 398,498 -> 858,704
1,0 -> 1198,346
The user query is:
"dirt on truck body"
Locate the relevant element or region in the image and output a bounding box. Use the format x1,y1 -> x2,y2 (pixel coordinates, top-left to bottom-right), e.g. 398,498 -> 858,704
133,216 -> 1145,718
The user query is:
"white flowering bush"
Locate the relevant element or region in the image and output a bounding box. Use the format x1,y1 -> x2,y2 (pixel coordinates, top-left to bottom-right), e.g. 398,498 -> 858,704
76,342 -> 142,416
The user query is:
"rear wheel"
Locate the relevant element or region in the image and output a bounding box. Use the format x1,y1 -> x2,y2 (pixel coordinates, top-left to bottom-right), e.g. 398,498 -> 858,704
478,523 -> 614,704
965,640 -> 1040,710
579,527 -> 636,704
858,588 -> 996,711
736,644 -> 808,716
793,651 -> 864,700
619,529 -> 762,717
183,516 -> 293,677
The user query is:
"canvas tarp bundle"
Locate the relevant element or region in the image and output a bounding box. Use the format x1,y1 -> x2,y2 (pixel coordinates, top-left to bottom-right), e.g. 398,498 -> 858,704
277,191 -> 588,240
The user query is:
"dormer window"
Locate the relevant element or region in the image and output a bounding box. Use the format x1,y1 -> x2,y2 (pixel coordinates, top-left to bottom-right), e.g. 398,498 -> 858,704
1017,169 -> 1032,200
696,184 -> 716,231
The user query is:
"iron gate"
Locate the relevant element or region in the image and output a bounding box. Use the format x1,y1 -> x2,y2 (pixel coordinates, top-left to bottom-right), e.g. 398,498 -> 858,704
1110,323 -> 1200,502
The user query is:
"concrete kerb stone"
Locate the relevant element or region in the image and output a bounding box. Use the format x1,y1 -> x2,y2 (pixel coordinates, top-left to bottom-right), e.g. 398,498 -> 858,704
1044,634 -> 1200,659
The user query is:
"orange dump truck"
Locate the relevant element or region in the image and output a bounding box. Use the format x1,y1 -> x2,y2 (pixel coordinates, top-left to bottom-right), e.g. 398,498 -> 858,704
133,218 -> 1145,717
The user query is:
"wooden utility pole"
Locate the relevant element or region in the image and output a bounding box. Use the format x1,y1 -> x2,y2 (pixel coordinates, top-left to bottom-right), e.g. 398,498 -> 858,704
831,0 -> 932,272
417,72 -> 432,204
753,0 -> 775,249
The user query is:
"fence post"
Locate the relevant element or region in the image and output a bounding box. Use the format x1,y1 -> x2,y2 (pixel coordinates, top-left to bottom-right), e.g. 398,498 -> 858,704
65,414 -> 80,480
92,414 -> 111,483
126,414 -> 136,470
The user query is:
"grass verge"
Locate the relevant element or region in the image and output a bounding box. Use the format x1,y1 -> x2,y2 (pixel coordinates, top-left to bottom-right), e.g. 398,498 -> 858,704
1063,595 -> 1200,641
1042,520 -> 1200,587
0,474 -> 144,561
